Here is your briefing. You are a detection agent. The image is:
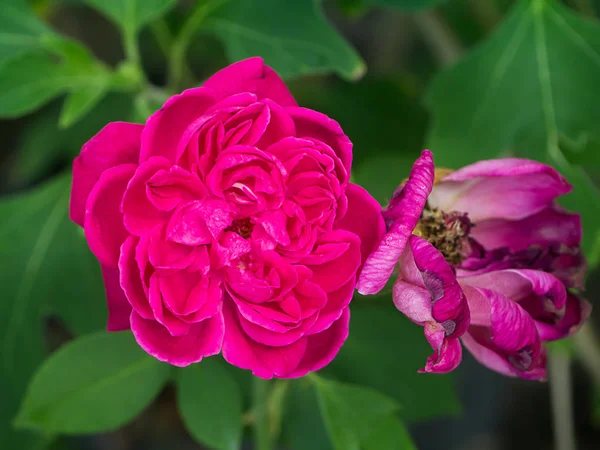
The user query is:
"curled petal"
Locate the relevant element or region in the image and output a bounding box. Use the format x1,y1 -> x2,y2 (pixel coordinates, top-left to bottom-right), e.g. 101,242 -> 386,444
430,159 -> 572,222
407,235 -> 470,338
84,164 -> 137,267
202,57 -> 297,106
121,157 -> 172,235
287,107 -> 352,181
462,288 -> 545,380
471,207 -> 582,251
70,122 -> 142,226
130,311 -> 224,367
419,331 -> 462,374
461,269 -> 567,323
101,265 -> 131,332
167,199 -> 234,246
357,150 -> 434,295
302,229 -> 361,293
119,236 -> 153,319
334,183 -> 386,269
309,278 -> 355,334
536,293 -> 592,341
141,87 -> 217,162
221,299 -> 307,379
288,308 -> 350,378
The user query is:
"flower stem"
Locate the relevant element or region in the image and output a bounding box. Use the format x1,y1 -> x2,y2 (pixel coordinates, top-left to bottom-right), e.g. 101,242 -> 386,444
573,323 -> 600,386
413,10 -> 463,67
253,377 -> 273,450
168,0 -> 228,92
548,348 -> 577,450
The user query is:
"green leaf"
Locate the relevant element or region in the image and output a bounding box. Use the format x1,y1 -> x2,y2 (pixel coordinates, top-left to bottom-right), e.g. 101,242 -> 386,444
15,331 -> 171,433
281,380 -> 331,450
0,39 -> 109,118
59,81 -> 109,128
84,0 -> 178,33
362,415 -> 417,450
0,0 -> 52,66
4,93 -> 135,190
426,0 -> 600,256
326,301 -> 462,421
0,173 -> 107,448
204,0 -> 365,80
176,359 -> 243,450
312,375 -> 399,450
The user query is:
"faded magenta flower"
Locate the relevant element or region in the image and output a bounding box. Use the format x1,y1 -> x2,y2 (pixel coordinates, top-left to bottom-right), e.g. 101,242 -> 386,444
358,150 -> 590,380
70,57 -> 385,378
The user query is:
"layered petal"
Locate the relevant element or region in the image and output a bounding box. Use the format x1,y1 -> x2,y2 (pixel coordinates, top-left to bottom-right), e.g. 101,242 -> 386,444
70,122 -> 142,226
393,235 -> 470,373
202,57 -> 297,107
535,293 -> 591,342
302,229 -> 361,293
461,269 -> 567,320
141,87 -> 217,162
222,299 -> 308,378
334,183 -> 386,269
358,150 -> 434,295
429,159 -> 572,222
101,264 -> 132,332
288,308 -> 350,378
461,288 -> 546,380
470,207 -> 582,251
287,107 -> 352,180
84,164 -> 137,267
131,311 -> 224,367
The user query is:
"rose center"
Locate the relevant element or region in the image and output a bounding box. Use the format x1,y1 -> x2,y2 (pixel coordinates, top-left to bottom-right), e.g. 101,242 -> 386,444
414,207 -> 472,265
226,218 -> 254,239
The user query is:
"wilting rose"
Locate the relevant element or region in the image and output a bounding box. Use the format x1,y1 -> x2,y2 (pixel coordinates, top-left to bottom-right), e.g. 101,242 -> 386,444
70,57 -> 385,378
359,150 -> 590,380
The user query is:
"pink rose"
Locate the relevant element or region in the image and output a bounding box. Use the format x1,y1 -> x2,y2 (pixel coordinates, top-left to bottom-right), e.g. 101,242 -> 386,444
70,57 -> 385,378
359,151 -> 590,380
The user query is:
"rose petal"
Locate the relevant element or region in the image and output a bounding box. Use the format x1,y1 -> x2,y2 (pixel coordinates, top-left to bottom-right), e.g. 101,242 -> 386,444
470,207 -> 582,251
70,122 -> 142,226
419,331 -> 462,374
430,159 -> 572,222
461,268 -> 567,320
288,308 -> 350,378
334,183 -> 386,270
357,150 -> 434,295
202,57 -> 297,106
461,287 -> 545,380
287,107 -> 352,179
84,164 -> 137,267
536,293 -> 592,341
407,235 -> 470,338
131,310 -> 224,367
121,157 -> 172,235
302,229 -> 361,293
141,87 -> 217,162
221,299 -> 308,379
119,236 -> 153,319
101,264 -> 131,331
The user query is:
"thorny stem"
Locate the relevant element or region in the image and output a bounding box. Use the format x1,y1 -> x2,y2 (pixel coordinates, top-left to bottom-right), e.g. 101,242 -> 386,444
548,349 -> 577,450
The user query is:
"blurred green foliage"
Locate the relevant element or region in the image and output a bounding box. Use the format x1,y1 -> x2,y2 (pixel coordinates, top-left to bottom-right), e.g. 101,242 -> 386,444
1,0 -> 600,449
